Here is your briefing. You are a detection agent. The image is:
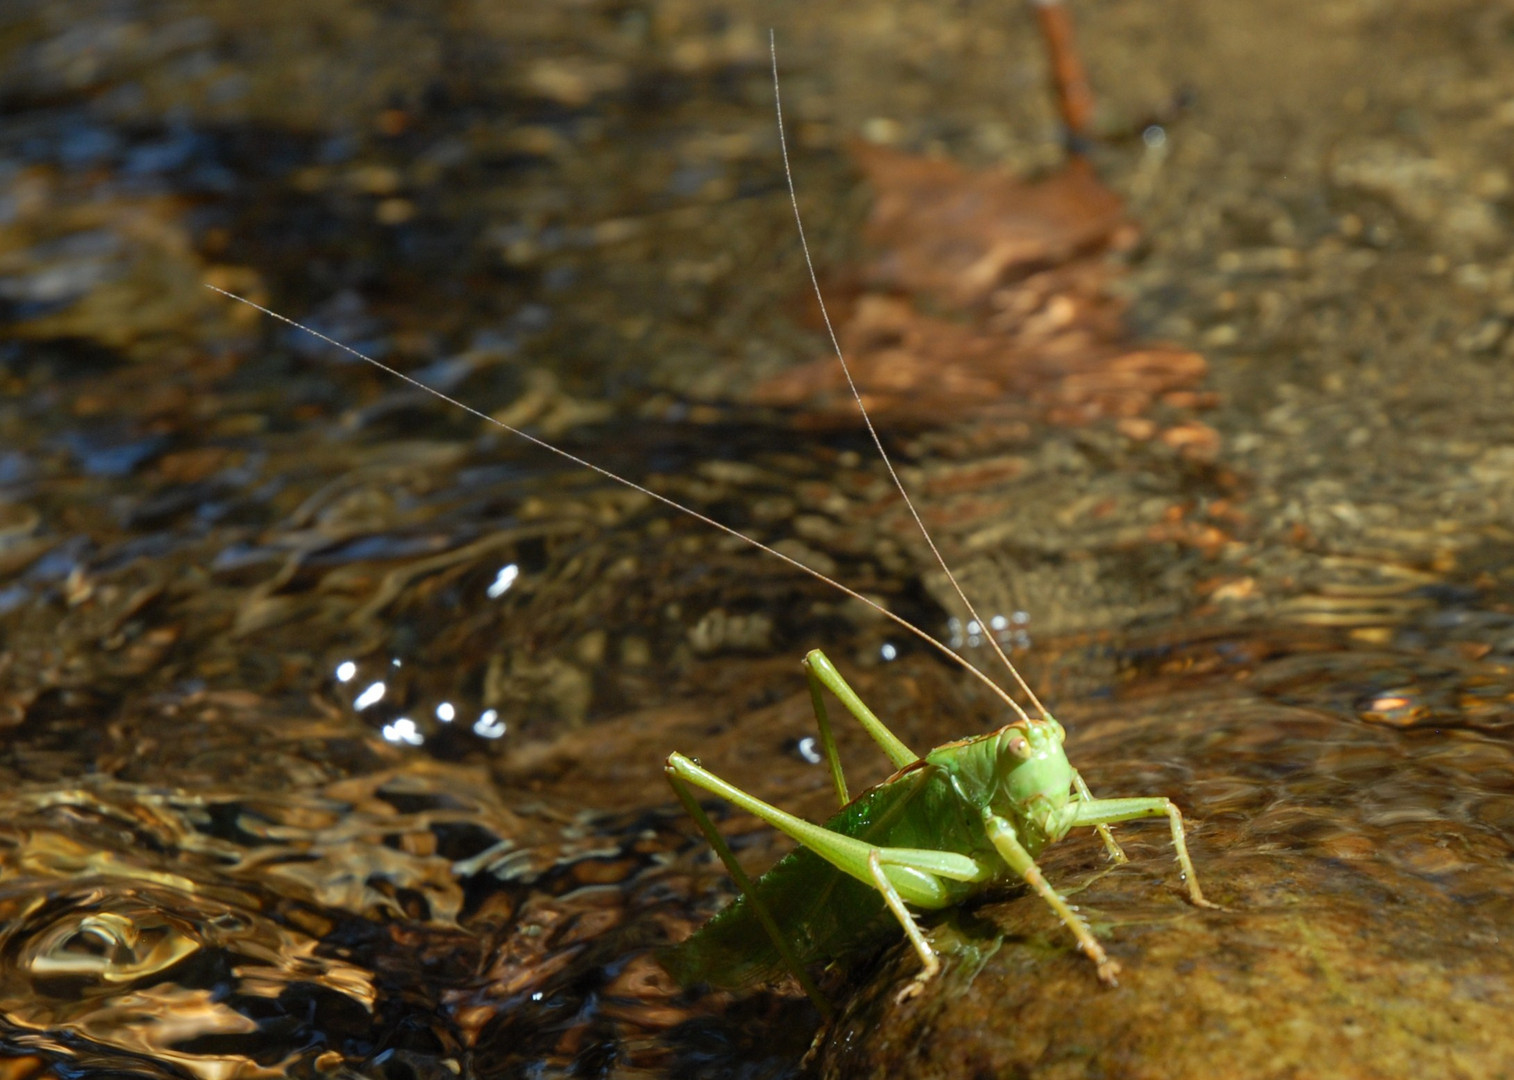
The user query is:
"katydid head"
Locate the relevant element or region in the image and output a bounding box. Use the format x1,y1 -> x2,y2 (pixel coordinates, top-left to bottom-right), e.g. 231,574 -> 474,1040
994,717 -> 1075,846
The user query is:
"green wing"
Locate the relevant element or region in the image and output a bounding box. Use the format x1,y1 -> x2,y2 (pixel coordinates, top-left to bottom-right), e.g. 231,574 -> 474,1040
664,763 -> 989,989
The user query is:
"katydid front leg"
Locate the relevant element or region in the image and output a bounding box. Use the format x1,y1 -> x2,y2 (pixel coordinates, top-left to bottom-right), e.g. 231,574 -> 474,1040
1071,796 -> 1219,909
1071,768 -> 1128,864
983,812 -> 1123,985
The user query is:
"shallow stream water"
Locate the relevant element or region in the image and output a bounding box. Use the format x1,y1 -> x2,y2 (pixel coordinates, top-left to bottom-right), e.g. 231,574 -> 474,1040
2,2 -> 1514,1078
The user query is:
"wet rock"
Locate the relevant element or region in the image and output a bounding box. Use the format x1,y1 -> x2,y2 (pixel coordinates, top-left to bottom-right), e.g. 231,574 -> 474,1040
816,691 -> 1514,1079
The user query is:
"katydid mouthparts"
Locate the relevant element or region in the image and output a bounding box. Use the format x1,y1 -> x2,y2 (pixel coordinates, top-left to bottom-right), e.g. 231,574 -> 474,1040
208,31 -> 1217,1020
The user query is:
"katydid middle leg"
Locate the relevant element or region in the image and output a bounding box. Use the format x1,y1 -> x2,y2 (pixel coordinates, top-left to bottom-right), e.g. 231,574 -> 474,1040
867,850 -> 940,1003
1071,796 -> 1219,908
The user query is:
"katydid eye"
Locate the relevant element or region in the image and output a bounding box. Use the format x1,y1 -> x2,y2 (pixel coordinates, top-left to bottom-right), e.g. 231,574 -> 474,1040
1008,737 -> 1030,759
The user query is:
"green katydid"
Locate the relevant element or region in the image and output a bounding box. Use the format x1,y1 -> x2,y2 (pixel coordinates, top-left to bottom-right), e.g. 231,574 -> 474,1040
662,652 -> 1214,1013
208,32 -> 1217,1020
658,38 -> 1216,1015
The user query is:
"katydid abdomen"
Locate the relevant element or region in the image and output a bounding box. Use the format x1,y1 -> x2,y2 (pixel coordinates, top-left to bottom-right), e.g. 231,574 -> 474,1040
665,761 -> 996,990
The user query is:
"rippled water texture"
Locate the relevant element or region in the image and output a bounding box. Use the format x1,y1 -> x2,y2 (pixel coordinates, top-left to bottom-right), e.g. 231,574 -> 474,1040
2,2 -> 1514,1078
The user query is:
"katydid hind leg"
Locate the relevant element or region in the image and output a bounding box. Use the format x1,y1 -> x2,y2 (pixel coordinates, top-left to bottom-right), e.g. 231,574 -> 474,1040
983,813 -> 1122,986
805,658 -> 850,806
664,769 -> 832,1017
803,649 -> 916,769
666,752 -> 986,904
1071,795 -> 1219,908
1072,768 -> 1128,864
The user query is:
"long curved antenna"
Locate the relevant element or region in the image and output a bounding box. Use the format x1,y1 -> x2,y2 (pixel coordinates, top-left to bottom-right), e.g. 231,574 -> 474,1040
769,32 -> 1049,722
205,284 -> 1025,712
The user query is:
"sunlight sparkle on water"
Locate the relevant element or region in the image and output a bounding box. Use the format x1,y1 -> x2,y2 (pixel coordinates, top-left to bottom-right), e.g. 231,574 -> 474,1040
797,736 -> 822,764
436,702 -> 455,722
880,642 -> 898,661
353,681 -> 386,710
382,717 -> 423,746
335,660 -> 357,683
474,709 -> 506,739
488,563 -> 520,599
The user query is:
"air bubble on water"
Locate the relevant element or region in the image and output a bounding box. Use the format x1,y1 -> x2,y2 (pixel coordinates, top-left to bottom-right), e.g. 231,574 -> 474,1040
797,736 -> 822,765
880,642 -> 898,661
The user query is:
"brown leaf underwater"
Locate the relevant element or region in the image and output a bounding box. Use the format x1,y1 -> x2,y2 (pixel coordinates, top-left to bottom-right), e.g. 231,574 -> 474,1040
753,144 -> 1213,439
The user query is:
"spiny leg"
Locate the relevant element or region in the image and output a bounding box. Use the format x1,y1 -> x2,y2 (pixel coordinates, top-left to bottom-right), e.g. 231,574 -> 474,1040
664,769 -> 831,1018
667,753 -> 996,1002
1071,796 -> 1219,908
666,752 -> 986,902
983,812 -> 1122,985
804,656 -> 850,805
1071,769 -> 1127,864
867,850 -> 938,1003
804,649 -> 916,770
